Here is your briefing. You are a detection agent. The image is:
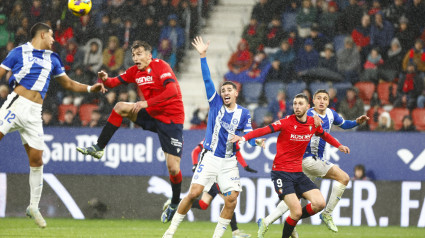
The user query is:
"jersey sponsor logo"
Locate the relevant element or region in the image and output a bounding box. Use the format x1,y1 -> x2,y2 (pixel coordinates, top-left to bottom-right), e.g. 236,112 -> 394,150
290,134 -> 313,141
160,72 -> 172,80
219,120 -> 237,134
135,76 -> 154,85
28,56 -> 50,67
170,138 -> 182,147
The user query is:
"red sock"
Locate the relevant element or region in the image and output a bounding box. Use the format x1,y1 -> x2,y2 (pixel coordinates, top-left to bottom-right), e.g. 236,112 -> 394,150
107,109 -> 123,127
199,200 -> 209,210
169,170 -> 182,184
306,203 -> 315,215
286,216 -> 298,226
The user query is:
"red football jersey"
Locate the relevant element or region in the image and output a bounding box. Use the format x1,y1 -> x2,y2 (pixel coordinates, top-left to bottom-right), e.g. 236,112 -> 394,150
270,115 -> 324,172
119,59 -> 184,124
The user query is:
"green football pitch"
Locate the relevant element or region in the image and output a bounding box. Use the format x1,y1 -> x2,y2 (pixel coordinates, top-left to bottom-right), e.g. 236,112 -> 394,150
0,218 -> 423,238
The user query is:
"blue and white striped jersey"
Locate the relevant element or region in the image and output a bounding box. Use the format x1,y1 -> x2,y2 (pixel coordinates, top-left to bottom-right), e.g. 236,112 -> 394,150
203,93 -> 253,158
304,107 -> 345,159
0,42 -> 65,99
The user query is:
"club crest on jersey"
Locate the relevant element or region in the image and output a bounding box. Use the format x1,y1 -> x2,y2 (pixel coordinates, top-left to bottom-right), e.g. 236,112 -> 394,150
232,118 -> 238,125
309,125 -> 312,131
294,125 -> 297,130
147,67 -> 152,74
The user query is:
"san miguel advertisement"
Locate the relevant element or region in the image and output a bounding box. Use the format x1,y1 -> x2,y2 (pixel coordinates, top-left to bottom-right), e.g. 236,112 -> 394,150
0,128 -> 424,227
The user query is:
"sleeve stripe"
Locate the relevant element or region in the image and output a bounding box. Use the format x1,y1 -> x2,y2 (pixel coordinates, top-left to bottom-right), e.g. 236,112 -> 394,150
0,64 -> 11,71
118,75 -> 128,85
268,124 -> 275,133
53,72 -> 66,78
163,78 -> 175,87
208,91 -> 217,102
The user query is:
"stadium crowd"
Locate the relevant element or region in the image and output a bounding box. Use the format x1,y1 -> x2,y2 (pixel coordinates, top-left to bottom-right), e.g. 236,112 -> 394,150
190,0 -> 425,132
0,0 -> 212,127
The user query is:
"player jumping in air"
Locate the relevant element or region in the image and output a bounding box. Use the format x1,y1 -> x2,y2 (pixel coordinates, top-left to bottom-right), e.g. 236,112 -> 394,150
76,40 -> 184,223
257,89 -> 369,237
231,93 -> 350,238
163,36 -> 263,238
0,22 -> 106,228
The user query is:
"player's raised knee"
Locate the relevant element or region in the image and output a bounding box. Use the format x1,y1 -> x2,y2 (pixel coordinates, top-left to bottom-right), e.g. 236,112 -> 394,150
340,171 -> 350,185
113,102 -> 129,115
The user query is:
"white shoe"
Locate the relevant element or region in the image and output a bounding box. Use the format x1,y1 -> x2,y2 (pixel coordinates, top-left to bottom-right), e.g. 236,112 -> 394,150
162,230 -> 174,238
232,229 -> 251,237
290,227 -> 299,238
26,206 -> 46,228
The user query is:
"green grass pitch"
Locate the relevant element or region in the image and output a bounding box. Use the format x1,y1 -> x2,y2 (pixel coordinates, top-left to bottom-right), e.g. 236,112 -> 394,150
0,218 -> 423,238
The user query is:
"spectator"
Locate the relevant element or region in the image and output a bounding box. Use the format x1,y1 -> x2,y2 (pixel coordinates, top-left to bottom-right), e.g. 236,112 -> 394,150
405,0 -> 425,38
83,38 -> 103,77
60,38 -> 85,73
87,110 -> 106,128
367,0 -> 382,16
236,51 -> 271,84
14,17 -> 30,46
318,43 -> 338,73
375,111 -> 394,131
308,25 -> 327,52
177,0 -> 199,40
190,108 -> 207,130
29,0 -> 44,26
42,110 -> 58,127
352,14 -> 372,63
153,39 -> 177,69
318,1 -> 340,38
102,36 -> 124,75
295,38 -> 319,77
99,91 -> 117,121
118,17 -> 137,50
74,14 -> 97,45
337,0 -> 363,34
383,0 -> 407,29
337,37 -> 361,84
378,38 -> 403,81
8,2 -> 25,32
296,0 -> 318,38
268,90 -> 289,120
225,39 -> 253,80
98,14 -> 116,47
399,115 -> 417,131
263,16 -> 287,54
352,164 -> 370,180
154,0 -> 176,27
395,16 -> 416,55
138,16 -> 160,50
54,20 -> 74,47
417,86 -> 425,108
135,0 -> 156,24
338,87 -> 365,120
328,87 -> 339,110
0,84 -> 9,107
394,62 -> 424,110
60,110 -> 81,127
303,88 -> 313,105
67,66 -> 94,106
241,17 -> 265,52
370,12 -> 394,54
360,47 -> 384,84
160,14 -> 185,65
251,0 -> 272,24
0,14 -> 13,50
402,39 -> 425,73
270,40 -> 295,81
260,112 -> 274,127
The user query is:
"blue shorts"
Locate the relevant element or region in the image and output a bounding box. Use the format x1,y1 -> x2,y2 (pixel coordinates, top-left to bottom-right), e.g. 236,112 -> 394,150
135,109 -> 183,157
271,170 -> 317,200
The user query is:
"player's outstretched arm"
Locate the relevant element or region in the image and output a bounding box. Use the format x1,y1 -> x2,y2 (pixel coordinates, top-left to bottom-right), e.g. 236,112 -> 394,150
339,115 -> 370,129
319,131 -> 350,154
192,36 -> 215,100
56,74 -> 107,93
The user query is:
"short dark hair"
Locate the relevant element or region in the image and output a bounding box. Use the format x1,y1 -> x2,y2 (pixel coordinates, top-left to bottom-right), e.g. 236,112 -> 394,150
313,89 -> 329,98
294,93 -> 309,102
30,22 -> 52,39
221,81 -> 237,90
131,40 -> 152,52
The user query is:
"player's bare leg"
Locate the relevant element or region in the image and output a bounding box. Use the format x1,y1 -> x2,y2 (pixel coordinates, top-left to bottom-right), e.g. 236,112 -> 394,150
281,193 -> 303,238
320,165 -> 350,232
77,102 -> 135,159
161,153 -> 182,223
24,144 -> 46,228
212,191 -> 239,238
163,183 -> 204,237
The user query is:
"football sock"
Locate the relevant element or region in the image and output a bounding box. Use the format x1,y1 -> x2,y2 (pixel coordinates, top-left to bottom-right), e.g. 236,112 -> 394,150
29,166 -> 44,208
282,216 -> 298,238
230,213 -> 238,231
212,217 -> 231,238
265,200 -> 288,226
170,171 -> 182,205
191,199 -> 209,210
300,203 -> 316,219
167,212 -> 185,234
324,181 -> 346,214
97,110 -> 122,149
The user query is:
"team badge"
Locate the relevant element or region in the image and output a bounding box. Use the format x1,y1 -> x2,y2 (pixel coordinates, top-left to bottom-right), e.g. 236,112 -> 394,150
278,188 -> 283,194
147,67 -> 151,74
232,118 -> 238,125
294,125 -> 297,130
309,125 -> 312,131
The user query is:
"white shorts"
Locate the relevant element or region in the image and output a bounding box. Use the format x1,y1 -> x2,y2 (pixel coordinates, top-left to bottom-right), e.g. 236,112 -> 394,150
191,150 -> 242,194
302,156 -> 335,180
0,92 -> 44,150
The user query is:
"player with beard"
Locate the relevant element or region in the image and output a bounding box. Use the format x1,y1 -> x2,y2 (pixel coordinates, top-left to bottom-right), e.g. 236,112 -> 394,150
231,94 -> 350,238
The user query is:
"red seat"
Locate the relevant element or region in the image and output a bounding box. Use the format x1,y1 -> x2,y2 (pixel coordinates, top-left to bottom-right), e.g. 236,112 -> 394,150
389,108 -> 410,130
79,104 -> 99,126
412,108 -> 425,131
58,104 -> 78,122
354,82 -> 375,104
377,82 -> 397,105
366,107 -> 385,131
